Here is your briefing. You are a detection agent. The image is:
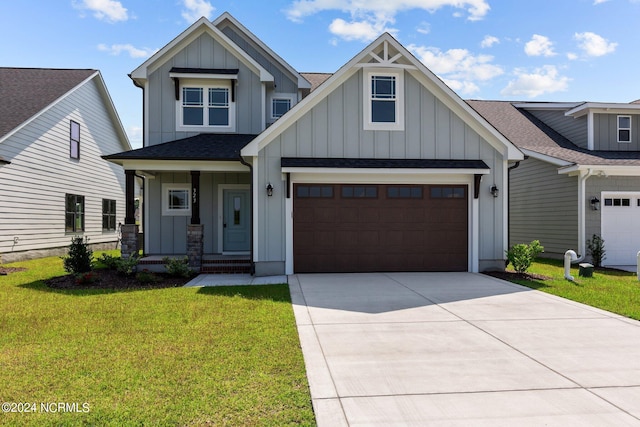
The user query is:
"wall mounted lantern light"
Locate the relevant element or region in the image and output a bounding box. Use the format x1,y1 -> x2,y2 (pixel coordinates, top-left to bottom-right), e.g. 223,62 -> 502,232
490,184 -> 499,198
266,183 -> 274,197
590,197 -> 600,211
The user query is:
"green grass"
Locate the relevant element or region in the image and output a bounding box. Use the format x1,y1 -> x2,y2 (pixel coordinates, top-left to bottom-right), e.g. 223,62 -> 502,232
0,253 -> 314,426
504,258 -> 640,320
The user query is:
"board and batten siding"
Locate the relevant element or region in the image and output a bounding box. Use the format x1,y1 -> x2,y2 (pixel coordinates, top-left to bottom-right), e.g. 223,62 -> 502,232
147,33 -> 264,146
594,113 -> 640,151
526,109 -> 588,148
0,78 -> 126,257
145,171 -> 249,254
256,69 -> 507,268
510,157 -> 578,257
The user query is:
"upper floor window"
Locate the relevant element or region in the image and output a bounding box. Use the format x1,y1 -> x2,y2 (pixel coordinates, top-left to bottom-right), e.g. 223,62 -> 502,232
364,70 -> 404,131
618,115 -> 631,143
70,120 -> 80,159
177,81 -> 235,132
272,98 -> 291,119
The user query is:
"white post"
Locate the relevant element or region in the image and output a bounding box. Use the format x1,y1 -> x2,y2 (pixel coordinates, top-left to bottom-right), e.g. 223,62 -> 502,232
564,250 -> 578,281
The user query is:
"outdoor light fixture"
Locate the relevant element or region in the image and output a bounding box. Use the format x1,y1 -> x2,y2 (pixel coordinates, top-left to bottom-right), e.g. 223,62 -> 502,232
490,184 -> 499,198
590,197 -> 600,211
266,183 -> 274,197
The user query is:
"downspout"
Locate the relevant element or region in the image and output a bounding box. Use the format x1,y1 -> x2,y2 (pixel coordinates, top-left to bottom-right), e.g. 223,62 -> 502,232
576,168 -> 595,263
238,154 -> 255,275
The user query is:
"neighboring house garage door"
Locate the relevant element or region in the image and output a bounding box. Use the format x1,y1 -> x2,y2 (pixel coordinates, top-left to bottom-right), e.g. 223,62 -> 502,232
601,192 -> 640,266
293,184 -> 468,273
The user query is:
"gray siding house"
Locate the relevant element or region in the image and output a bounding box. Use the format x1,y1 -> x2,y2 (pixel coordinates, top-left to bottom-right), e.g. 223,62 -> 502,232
0,68 -> 131,262
469,100 -> 640,267
106,13 -> 523,275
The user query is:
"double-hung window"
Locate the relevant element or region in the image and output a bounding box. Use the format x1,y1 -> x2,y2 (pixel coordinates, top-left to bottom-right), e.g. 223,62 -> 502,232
364,70 -> 404,131
70,120 -> 80,159
178,80 -> 234,131
65,194 -> 85,232
102,199 -> 117,231
618,115 -> 631,143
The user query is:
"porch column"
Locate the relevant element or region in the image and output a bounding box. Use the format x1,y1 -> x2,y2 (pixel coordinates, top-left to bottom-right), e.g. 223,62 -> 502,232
188,171 -> 203,271
191,171 -> 200,225
121,170 -> 139,260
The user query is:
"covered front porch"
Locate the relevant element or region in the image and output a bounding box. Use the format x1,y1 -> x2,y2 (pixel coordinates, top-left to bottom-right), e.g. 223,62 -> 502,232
103,134 -> 257,273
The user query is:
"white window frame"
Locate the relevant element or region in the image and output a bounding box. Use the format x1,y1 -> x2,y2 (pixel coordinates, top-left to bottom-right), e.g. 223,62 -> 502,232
162,183 -> 191,216
176,79 -> 236,132
363,69 -> 404,131
618,115 -> 631,143
268,93 -> 296,122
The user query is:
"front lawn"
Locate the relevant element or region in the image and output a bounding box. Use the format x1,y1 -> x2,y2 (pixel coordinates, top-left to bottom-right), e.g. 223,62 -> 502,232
497,258 -> 640,321
0,253 -> 314,426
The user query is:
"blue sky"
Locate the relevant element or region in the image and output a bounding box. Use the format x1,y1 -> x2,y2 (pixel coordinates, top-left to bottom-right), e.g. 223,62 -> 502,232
1,0 -> 639,148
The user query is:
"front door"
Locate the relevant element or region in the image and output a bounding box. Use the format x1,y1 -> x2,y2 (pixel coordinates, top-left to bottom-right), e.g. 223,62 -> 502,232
223,189 -> 250,252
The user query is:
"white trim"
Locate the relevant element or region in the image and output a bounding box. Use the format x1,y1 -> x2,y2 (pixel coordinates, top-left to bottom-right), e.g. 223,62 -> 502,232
363,69 -> 404,131
588,111 -> 595,150
217,184 -> 250,254
512,102 -> 581,110
284,171 -> 477,274
162,183 -> 191,216
113,160 -> 249,173
175,79 -> 236,133
252,157 -> 259,262
617,115 -> 632,143
566,102 -> 640,118
559,165 -> 640,176
520,148 -> 573,167
269,93 -> 296,121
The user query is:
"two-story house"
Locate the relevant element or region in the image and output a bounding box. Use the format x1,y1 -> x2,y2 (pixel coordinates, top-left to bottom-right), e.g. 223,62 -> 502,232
469,100 -> 640,267
105,12 -> 523,276
0,68 -> 131,263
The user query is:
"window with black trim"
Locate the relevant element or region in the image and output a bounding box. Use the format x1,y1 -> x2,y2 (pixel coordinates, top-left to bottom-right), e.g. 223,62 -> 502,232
341,186 -> 377,198
387,186 -> 423,199
70,120 -> 80,159
65,194 -> 85,232
102,199 -> 116,231
618,116 -> 631,143
430,186 -> 466,199
604,198 -> 630,207
296,185 -> 333,198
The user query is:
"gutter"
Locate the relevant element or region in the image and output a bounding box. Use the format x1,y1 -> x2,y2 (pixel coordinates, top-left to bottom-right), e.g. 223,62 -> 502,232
238,154 -> 255,275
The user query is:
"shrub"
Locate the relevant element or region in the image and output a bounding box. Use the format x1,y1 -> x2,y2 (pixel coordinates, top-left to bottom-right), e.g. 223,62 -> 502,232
506,240 -> 544,274
75,271 -> 97,285
587,234 -> 606,268
62,236 -> 93,274
163,256 -> 192,278
115,255 -> 139,276
98,253 -> 120,270
135,269 -> 159,284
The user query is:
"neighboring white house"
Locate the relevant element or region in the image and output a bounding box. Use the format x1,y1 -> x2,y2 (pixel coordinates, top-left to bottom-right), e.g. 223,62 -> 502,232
469,100 -> 640,267
105,13 -> 523,275
0,68 -> 131,262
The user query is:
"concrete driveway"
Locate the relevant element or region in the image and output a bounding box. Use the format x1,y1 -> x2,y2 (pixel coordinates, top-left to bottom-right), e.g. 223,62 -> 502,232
288,272 -> 640,426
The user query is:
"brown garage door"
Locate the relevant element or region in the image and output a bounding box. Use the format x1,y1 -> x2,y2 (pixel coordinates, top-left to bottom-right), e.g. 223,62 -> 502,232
293,184 -> 468,273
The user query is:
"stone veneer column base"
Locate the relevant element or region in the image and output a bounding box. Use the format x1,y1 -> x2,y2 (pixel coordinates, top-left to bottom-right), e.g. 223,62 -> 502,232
120,224 -> 139,259
187,224 -> 204,271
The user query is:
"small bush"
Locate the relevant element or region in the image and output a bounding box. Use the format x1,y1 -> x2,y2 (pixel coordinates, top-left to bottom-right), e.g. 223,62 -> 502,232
163,256 -> 192,278
506,240 -> 544,274
98,253 -> 120,270
75,271 -> 97,285
587,234 -> 606,268
115,255 -> 139,276
135,269 -> 159,284
62,236 -> 93,274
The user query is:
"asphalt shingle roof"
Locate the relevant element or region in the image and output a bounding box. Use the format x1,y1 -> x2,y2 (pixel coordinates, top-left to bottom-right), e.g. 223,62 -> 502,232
0,68 -> 96,139
467,100 -> 640,167
103,133 -> 258,161
300,73 -> 332,92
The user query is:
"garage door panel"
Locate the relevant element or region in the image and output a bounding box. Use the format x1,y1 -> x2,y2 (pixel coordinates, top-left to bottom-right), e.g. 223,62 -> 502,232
294,184 -> 468,272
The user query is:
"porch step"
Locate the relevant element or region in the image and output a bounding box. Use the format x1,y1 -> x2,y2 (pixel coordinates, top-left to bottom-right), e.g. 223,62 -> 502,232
201,257 -> 252,274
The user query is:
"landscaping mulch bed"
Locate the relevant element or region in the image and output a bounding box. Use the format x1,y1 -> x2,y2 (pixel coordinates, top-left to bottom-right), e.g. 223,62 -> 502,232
0,267 -> 27,276
484,270 -> 552,282
46,268 -> 192,290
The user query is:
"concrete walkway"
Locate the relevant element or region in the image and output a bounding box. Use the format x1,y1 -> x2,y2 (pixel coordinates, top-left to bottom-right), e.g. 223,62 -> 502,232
184,274 -> 287,287
289,272 -> 640,426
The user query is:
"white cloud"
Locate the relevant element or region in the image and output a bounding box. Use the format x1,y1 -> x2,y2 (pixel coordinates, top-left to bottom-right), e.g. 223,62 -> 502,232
408,44 -> 503,95
417,22 -> 431,35
524,34 -> 556,57
285,0 -> 490,41
328,18 -> 393,42
593,0 -> 610,4
480,35 -> 499,48
567,52 -> 578,60
73,0 -> 128,23
574,31 -> 617,57
501,65 -> 570,98
97,43 -> 156,58
181,0 -> 215,23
